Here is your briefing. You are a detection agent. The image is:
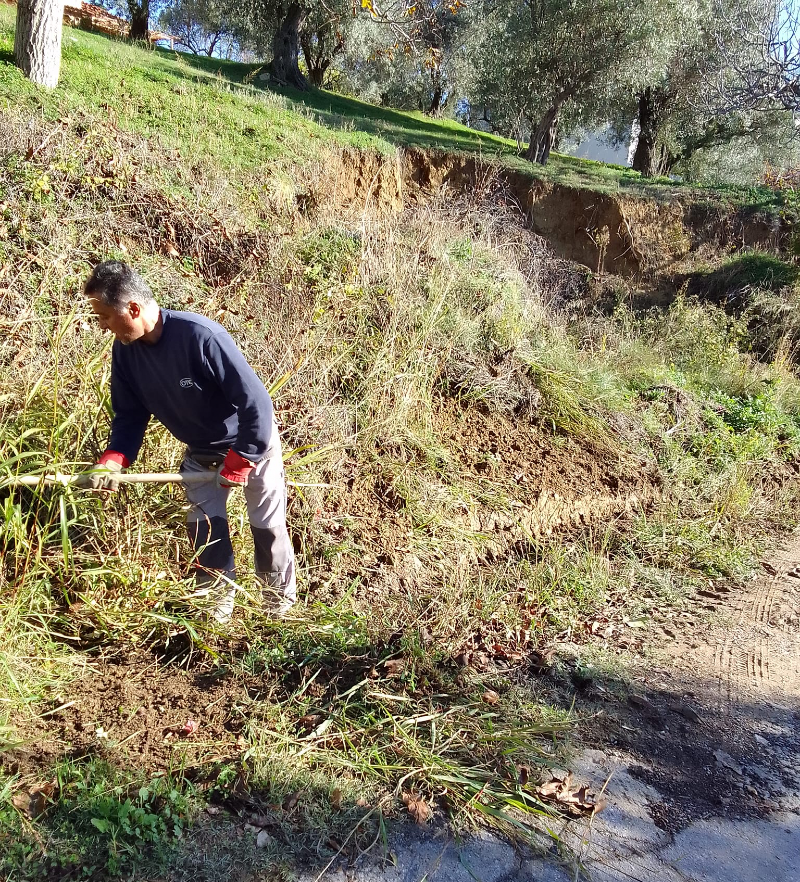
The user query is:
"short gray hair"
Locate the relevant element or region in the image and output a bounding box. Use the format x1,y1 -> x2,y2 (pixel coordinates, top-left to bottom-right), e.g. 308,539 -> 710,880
84,261 -> 156,309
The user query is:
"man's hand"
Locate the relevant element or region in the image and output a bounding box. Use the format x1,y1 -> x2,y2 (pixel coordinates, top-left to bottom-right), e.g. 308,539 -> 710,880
216,449 -> 255,488
76,451 -> 127,492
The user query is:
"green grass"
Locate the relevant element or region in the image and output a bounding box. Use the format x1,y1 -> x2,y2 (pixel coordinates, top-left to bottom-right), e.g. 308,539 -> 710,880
0,4 -> 789,212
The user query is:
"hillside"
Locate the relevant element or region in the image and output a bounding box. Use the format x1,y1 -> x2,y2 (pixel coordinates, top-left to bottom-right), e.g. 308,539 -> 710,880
2,9 -> 800,881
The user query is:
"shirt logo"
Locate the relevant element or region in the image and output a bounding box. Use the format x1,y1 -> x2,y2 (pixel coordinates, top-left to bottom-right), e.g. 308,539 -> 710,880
180,378 -> 194,388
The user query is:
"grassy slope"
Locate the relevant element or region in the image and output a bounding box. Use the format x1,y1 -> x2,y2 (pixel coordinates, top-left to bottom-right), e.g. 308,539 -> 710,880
0,4 -> 786,212
2,9 -> 800,881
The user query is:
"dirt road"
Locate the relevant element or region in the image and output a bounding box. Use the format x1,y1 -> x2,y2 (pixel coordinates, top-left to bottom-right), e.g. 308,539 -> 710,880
315,531 -> 800,882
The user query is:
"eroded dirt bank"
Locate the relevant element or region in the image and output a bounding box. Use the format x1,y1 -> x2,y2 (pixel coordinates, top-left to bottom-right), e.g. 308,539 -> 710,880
316,148 -> 787,278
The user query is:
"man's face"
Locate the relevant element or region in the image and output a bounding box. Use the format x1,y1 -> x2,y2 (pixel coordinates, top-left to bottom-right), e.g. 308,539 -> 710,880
89,298 -> 143,344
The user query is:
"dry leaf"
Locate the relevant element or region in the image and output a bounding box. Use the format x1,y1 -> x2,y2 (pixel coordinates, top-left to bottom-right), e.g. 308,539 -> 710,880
535,772 -> 604,817
482,689 -> 500,705
330,788 -> 342,809
401,790 -> 431,825
383,659 -> 404,675
518,765 -> 530,787
282,790 -> 301,812
161,241 -> 180,258
296,713 -> 324,735
11,781 -> 53,819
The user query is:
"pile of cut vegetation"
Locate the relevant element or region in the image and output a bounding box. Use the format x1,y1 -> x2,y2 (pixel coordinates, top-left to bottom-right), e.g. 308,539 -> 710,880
2,13 -> 800,881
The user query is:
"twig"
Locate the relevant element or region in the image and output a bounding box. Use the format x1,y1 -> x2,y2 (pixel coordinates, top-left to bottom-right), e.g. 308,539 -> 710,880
312,804 -> 381,882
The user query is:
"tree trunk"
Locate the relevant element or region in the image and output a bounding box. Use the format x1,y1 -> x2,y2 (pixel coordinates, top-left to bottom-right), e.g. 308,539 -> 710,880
14,0 -> 63,88
632,88 -> 667,178
306,60 -> 329,87
427,84 -> 444,116
128,1 -> 149,41
526,101 -> 561,165
300,35 -> 327,87
272,2 -> 308,91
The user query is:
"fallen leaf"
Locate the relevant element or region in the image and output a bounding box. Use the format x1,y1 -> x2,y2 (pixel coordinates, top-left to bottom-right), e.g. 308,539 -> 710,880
296,713 -> 324,735
536,773 -> 603,817
401,790 -> 431,825
330,788 -> 342,809
482,689 -> 500,705
518,765 -> 530,787
11,782 -> 53,819
383,659 -> 404,675
282,790 -> 301,812
668,701 -> 702,724
231,768 -> 250,798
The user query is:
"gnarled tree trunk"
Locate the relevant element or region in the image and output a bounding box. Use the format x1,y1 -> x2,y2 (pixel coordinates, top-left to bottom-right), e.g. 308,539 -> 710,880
14,0 -> 63,89
632,87 -> 669,178
526,100 -> 562,165
272,2 -> 308,91
428,84 -> 445,116
128,0 -> 149,41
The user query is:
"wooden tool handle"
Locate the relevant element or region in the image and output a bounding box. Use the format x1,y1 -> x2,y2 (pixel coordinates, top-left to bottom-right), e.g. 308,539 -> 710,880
4,472 -> 212,487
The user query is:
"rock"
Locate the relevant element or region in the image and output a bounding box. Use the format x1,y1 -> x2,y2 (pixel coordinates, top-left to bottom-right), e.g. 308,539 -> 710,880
628,693 -> 652,709
256,830 -> 271,848
714,750 -> 743,775
668,701 -> 702,723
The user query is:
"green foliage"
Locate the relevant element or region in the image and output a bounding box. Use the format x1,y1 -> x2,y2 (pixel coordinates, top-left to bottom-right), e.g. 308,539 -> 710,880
696,252 -> 800,299
1,763 -> 191,879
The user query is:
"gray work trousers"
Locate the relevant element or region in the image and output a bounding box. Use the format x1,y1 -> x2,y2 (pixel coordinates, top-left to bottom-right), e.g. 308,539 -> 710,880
180,423 -> 296,610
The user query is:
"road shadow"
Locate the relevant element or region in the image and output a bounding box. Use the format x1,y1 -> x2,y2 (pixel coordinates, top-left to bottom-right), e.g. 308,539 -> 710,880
530,637 -> 800,836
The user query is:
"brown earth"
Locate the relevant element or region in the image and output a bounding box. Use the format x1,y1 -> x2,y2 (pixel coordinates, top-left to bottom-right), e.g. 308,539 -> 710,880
305,399 -> 661,607
313,148 -> 787,280
6,651 -> 250,779
4,398 -> 663,787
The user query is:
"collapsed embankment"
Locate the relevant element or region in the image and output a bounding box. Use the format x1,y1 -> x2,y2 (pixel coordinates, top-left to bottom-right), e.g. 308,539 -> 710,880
312,147 -> 788,278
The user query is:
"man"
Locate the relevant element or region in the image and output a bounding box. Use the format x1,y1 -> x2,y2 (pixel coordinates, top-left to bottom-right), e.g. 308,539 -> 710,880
82,260 -> 296,623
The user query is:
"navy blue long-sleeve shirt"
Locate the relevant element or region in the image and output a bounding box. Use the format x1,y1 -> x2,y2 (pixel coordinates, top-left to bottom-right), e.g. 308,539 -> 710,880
108,309 -> 274,464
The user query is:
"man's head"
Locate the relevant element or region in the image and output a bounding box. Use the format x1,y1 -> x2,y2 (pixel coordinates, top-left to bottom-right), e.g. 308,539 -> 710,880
85,261 -> 160,344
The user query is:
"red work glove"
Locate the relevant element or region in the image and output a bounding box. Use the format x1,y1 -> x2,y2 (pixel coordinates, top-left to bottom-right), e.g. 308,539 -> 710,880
77,450 -> 129,492
216,449 -> 255,488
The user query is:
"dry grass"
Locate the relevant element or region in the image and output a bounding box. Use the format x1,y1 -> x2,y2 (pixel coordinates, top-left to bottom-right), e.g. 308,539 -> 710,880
2,74 -> 800,881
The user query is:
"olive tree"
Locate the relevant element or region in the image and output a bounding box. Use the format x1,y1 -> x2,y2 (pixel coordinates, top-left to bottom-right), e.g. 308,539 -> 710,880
14,0 -> 63,88
338,0 -> 472,114
614,0 -> 796,178
159,0 -> 239,56
469,0 -> 666,165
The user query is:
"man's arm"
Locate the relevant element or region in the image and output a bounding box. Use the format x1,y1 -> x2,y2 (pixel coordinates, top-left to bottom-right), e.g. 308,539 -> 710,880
106,347 -> 152,466
203,333 -> 274,463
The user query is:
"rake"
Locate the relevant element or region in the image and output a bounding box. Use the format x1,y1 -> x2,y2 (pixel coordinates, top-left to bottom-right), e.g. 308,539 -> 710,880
4,472 -> 212,487
2,472 -> 327,488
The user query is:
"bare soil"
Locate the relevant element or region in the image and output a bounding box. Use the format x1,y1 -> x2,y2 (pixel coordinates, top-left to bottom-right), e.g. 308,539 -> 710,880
6,650 -> 251,779
315,148 -> 788,279
4,399 -> 662,788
